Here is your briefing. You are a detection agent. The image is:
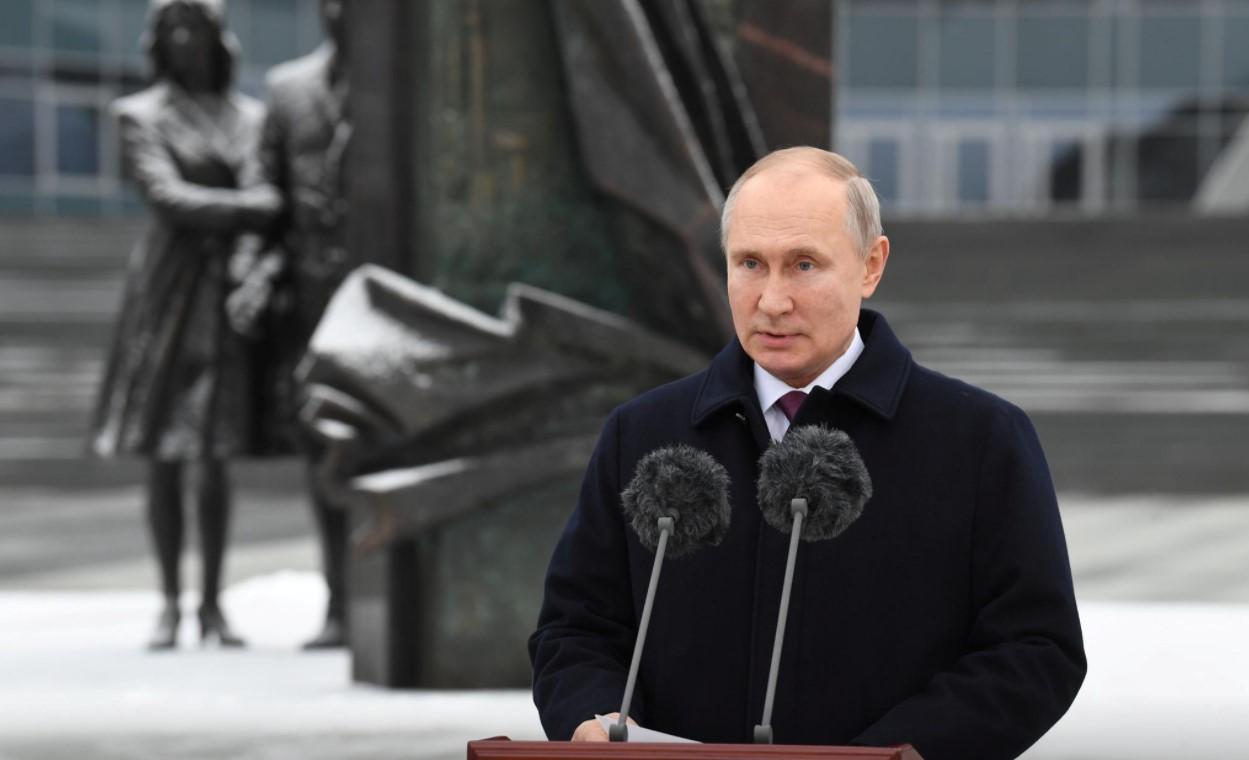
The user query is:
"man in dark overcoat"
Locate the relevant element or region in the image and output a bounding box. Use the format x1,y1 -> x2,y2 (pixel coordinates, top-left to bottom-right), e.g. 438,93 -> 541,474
240,0 -> 354,648
529,147 -> 1086,759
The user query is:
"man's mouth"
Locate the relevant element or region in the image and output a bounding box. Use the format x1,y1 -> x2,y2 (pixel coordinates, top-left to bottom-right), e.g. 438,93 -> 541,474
756,331 -> 798,347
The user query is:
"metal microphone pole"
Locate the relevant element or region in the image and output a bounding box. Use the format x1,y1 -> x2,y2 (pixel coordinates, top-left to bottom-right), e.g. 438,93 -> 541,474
610,515 -> 674,742
754,498 -> 808,744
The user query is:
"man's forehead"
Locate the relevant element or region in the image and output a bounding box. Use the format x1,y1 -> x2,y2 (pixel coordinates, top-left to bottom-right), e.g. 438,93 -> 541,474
732,172 -> 846,224
742,162 -> 848,194
733,169 -> 847,223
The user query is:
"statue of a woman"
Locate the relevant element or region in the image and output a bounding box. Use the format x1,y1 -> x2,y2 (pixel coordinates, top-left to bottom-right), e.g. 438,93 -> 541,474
89,0 -> 280,649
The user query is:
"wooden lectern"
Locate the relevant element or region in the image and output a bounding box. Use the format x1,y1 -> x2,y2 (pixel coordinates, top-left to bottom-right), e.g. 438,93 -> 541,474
467,738 -> 924,760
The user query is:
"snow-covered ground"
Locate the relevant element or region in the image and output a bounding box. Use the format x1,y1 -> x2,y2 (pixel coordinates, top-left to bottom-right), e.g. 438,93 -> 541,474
3,490 -> 1249,758
0,572 -> 544,759
1023,601 -> 1249,759
2,572 -> 1247,759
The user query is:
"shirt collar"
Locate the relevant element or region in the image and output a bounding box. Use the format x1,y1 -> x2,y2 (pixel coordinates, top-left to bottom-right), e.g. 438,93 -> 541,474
691,310 -> 912,427
753,328 -> 865,414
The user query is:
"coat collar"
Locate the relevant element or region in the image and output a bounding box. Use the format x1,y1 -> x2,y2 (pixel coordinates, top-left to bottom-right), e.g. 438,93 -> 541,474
690,309 -> 912,427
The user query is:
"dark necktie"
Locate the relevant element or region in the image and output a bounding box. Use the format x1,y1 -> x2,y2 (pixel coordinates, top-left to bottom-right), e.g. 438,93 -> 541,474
776,390 -> 808,423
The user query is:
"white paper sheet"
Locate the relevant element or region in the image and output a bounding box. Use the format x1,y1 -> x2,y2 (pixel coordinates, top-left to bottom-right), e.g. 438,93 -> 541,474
595,714 -> 699,743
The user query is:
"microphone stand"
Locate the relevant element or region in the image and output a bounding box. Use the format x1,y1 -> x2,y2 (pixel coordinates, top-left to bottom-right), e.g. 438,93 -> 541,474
754,498 -> 807,744
611,515 -> 674,742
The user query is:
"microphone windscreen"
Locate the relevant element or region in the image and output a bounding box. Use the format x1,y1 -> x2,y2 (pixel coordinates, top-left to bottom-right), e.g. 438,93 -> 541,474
756,425 -> 872,541
620,445 -> 731,557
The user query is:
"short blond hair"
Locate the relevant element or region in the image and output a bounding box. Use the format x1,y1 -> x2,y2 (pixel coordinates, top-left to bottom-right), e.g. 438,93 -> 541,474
720,147 -> 882,258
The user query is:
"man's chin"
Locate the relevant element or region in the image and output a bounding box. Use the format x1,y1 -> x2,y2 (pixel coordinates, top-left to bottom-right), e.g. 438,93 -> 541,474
754,357 -> 809,387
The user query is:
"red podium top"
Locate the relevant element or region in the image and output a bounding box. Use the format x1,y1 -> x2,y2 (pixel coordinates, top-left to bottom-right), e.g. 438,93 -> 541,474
467,738 -> 923,760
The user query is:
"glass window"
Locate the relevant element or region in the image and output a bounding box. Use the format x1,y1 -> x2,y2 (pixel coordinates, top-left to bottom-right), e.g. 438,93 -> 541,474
54,193 -> 103,215
57,103 -> 100,176
51,0 -> 104,55
117,0 -> 150,67
0,95 -> 36,176
1049,140 -> 1083,202
120,185 -> 145,213
1137,15 -> 1201,89
294,0 -> 323,55
238,0 -> 301,68
939,14 -> 995,90
937,93 -> 999,118
844,13 -> 920,89
867,138 -> 900,203
1223,16 -> 1249,88
1016,15 -> 1090,90
0,0 -> 35,50
839,91 -> 921,120
957,139 -> 990,204
1136,130 -> 1201,201
0,191 -> 37,213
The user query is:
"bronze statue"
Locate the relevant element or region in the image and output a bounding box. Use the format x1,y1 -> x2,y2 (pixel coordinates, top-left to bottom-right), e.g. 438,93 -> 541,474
89,0 -> 279,649
232,0 -> 356,649
285,0 -> 768,686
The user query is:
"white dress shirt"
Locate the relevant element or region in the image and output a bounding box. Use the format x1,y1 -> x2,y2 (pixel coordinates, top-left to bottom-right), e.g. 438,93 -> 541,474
753,328 -> 865,442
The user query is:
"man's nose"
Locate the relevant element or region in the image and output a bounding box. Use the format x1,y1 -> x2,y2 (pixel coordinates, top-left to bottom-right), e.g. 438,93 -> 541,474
757,274 -> 793,316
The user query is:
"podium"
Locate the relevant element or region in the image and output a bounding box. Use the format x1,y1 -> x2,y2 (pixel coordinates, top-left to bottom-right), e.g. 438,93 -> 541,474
467,739 -> 923,760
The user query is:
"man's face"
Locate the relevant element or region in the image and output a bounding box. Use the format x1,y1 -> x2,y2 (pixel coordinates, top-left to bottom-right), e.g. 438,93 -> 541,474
725,168 -> 888,388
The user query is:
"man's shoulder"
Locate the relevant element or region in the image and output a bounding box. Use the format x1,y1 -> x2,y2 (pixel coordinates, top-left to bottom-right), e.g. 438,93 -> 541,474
613,368 -> 710,430
265,49 -> 328,96
906,360 -> 1035,433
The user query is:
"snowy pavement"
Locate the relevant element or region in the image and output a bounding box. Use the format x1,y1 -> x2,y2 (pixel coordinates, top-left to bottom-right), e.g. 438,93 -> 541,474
0,573 -> 544,760
1022,601 -> 1249,759
3,491 -> 1249,758
2,574 -> 1248,759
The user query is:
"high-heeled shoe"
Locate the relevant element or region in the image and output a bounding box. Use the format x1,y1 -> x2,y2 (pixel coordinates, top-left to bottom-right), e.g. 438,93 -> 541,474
147,603 -> 180,651
198,606 -> 246,648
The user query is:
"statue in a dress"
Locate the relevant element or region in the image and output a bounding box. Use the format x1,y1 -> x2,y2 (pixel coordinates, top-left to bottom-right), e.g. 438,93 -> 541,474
89,0 -> 280,649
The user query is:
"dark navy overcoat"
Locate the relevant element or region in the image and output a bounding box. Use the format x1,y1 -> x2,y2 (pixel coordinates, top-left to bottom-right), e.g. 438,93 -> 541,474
529,310 -> 1086,760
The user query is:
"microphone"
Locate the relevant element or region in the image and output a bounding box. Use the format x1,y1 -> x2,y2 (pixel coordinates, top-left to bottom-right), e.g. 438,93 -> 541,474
611,444 -> 731,741
752,425 -> 872,744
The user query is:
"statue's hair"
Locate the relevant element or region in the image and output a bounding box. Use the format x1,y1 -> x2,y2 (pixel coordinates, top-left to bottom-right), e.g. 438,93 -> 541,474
721,147 -> 882,258
143,0 -> 238,95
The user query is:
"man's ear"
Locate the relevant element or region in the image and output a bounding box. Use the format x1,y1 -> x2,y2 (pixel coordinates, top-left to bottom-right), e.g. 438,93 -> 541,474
861,235 -> 889,299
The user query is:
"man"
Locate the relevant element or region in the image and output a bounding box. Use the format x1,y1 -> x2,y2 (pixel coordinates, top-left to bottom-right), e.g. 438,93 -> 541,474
529,147 -> 1086,759
240,0 -> 354,648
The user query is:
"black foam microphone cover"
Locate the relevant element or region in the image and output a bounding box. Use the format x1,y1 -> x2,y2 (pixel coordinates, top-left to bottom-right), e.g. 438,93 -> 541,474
756,425 -> 872,541
620,444 -> 731,557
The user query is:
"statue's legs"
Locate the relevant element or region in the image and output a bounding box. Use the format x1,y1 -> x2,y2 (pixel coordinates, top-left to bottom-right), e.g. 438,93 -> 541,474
195,458 -> 244,646
304,460 -> 349,649
146,460 -> 183,649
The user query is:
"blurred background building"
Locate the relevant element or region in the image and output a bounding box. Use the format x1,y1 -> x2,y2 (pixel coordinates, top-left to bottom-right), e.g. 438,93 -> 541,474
6,1 -> 1249,218
0,0 -> 322,216
837,0 -> 1249,214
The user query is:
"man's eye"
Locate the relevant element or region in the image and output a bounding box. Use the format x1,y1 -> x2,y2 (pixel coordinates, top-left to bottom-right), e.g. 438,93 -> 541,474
797,261 -> 815,271
743,259 -> 759,270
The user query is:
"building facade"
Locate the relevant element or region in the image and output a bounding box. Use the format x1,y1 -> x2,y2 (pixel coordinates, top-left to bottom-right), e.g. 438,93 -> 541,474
836,0 -> 1249,215
0,0 -> 321,217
